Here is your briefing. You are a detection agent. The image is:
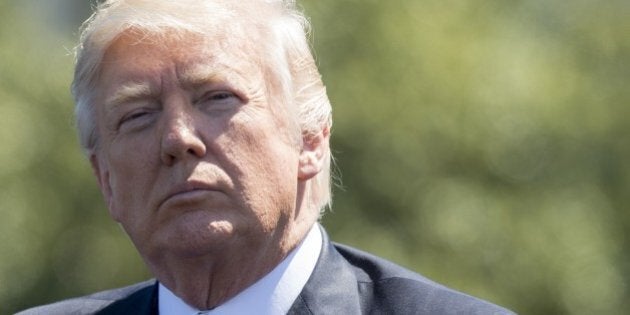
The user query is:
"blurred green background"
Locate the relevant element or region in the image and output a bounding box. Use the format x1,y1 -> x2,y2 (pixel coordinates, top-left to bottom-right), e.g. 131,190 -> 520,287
1,0 -> 628,314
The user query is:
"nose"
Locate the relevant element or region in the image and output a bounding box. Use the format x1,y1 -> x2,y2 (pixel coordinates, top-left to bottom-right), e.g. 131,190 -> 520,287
160,106 -> 207,166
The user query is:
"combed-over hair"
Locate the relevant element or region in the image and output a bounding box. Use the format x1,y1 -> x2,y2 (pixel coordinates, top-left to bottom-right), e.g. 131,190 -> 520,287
72,0 -> 333,211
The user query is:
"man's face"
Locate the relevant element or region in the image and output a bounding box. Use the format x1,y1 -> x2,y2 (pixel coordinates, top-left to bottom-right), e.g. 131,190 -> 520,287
91,31 -> 310,263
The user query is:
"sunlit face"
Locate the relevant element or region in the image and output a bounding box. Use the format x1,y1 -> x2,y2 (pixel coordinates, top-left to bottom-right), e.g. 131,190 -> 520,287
90,30 -> 308,263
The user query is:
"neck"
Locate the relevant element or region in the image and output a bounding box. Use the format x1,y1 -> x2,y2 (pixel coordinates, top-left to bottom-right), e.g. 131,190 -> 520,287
147,217 -> 316,310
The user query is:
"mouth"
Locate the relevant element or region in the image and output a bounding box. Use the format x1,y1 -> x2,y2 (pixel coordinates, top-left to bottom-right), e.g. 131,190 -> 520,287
159,180 -> 222,210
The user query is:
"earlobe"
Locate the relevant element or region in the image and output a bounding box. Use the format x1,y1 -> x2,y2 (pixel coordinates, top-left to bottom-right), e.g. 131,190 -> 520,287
298,126 -> 330,180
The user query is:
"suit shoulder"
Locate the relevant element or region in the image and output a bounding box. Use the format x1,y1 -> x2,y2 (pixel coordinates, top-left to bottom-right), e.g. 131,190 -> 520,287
333,243 -> 515,314
15,280 -> 155,315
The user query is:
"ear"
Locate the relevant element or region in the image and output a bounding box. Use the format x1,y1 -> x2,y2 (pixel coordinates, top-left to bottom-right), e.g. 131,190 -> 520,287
89,153 -> 119,221
298,126 -> 330,181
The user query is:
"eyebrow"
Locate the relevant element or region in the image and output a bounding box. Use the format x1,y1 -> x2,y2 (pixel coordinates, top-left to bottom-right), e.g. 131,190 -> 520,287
105,82 -> 154,107
178,63 -> 225,89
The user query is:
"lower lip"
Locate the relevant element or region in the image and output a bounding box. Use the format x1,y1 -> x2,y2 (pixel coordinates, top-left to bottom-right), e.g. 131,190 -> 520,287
162,189 -> 220,208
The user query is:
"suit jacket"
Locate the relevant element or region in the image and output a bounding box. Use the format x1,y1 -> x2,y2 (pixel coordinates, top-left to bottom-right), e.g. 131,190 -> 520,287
18,227 -> 514,314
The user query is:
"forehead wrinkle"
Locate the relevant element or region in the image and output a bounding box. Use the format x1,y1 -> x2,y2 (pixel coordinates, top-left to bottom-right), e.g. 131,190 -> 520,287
177,60 -> 256,95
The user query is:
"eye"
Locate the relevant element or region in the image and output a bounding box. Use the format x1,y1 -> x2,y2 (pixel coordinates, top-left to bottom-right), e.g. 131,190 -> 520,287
209,91 -> 234,100
200,91 -> 238,102
124,111 -> 148,122
196,90 -> 241,110
118,108 -> 156,131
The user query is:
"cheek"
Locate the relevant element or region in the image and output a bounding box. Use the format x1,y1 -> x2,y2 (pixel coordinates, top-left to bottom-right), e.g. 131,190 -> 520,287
109,150 -> 146,187
227,116 -> 299,173
221,120 -> 300,204
105,139 -> 157,207
109,132 -> 158,171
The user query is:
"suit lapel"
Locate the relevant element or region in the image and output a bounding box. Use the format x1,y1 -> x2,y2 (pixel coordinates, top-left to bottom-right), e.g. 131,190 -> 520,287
287,226 -> 363,315
96,281 -> 158,315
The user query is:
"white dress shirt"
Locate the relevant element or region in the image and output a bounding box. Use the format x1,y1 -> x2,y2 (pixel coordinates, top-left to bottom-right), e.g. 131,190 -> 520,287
159,224 -> 322,315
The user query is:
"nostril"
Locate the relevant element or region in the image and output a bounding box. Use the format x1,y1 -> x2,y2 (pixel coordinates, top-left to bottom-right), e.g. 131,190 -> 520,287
161,150 -> 176,166
160,129 -> 207,164
186,137 -> 207,157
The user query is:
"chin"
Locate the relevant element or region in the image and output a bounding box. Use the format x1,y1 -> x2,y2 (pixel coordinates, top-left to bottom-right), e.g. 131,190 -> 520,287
142,216 -> 240,259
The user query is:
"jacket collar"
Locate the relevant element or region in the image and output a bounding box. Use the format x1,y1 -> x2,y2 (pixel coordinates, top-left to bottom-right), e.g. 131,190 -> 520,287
287,225 -> 363,314
96,280 -> 158,315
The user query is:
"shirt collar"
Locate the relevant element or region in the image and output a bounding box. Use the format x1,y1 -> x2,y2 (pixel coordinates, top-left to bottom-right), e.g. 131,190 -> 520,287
159,224 -> 322,315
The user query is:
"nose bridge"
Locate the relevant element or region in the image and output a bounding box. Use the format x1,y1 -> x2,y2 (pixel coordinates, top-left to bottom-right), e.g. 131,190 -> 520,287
160,97 -> 206,164
164,104 -> 194,138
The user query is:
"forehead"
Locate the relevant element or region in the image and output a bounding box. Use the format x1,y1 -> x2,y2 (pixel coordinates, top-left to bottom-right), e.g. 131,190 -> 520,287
96,29 -> 266,102
103,30 -> 258,76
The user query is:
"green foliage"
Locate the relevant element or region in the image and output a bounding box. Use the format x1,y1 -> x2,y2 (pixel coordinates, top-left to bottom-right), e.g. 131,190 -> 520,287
2,0 -> 629,314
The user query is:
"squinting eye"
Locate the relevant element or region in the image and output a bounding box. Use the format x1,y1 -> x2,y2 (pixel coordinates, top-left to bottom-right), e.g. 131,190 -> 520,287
125,112 -> 147,121
121,111 -> 148,124
118,109 -> 155,131
210,92 -> 234,100
196,90 -> 241,110
202,91 -> 237,102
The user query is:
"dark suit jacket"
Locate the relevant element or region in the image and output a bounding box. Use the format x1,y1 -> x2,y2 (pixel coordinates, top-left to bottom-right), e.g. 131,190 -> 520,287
18,227 -> 514,314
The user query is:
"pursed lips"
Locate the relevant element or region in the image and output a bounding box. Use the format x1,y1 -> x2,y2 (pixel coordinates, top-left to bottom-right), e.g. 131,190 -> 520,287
158,180 -> 222,210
